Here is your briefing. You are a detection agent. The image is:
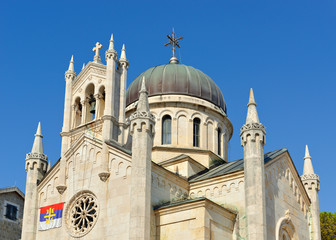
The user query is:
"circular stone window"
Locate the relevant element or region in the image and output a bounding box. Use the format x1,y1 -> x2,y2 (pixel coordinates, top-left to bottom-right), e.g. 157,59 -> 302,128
66,191 -> 99,237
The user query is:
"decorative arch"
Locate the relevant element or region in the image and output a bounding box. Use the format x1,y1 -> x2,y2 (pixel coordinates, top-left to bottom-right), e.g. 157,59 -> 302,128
174,109 -> 188,119
190,112 -> 203,122
158,109 -> 174,119
276,210 -> 297,240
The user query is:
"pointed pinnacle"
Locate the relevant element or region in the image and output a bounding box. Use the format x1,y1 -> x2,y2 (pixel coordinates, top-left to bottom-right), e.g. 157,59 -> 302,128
82,63 -> 85,70
36,122 -> 42,136
140,76 -> 147,93
137,76 -> 149,112
120,44 -> 127,60
32,122 -> 44,154
303,144 -> 315,175
68,55 -> 75,72
245,88 -> 260,124
108,34 -> 115,50
248,88 -> 256,106
305,145 -> 311,158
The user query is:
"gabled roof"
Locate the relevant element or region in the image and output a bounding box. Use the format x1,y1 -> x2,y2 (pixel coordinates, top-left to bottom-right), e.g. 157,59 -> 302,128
0,186 -> 25,199
189,148 -> 288,182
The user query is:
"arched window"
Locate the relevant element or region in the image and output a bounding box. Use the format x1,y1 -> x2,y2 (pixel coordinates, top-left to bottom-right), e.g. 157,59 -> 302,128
217,128 -> 221,155
193,118 -> 200,147
162,115 -> 172,144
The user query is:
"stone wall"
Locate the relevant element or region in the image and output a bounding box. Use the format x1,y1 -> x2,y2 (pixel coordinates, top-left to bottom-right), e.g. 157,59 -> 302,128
36,138 -> 132,239
265,156 -> 310,240
0,192 -> 24,240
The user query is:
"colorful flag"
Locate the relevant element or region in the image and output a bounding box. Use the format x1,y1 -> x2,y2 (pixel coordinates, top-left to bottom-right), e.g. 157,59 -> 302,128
39,202 -> 64,231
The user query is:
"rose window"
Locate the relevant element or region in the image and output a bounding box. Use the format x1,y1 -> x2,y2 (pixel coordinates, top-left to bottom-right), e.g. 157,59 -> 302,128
66,192 -> 99,237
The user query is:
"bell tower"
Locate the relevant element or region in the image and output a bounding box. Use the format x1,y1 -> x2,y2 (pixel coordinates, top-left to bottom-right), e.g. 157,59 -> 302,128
22,122 -> 48,240
56,35 -> 130,191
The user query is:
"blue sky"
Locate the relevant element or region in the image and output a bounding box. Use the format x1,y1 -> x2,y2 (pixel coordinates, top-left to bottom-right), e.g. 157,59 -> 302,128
1,1 -> 335,212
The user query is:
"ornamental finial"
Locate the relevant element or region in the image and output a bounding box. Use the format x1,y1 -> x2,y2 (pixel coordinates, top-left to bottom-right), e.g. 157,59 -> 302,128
164,28 -> 183,64
92,42 -> 103,63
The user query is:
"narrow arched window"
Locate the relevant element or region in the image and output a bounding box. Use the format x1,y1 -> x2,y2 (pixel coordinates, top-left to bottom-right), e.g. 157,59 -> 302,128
193,118 -> 200,147
162,115 -> 172,144
217,128 -> 221,155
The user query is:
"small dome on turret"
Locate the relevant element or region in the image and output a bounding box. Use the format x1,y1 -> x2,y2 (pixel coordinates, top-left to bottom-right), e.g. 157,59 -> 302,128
126,64 -> 227,113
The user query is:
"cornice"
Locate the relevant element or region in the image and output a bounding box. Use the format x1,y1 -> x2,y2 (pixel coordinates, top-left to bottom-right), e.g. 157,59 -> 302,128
189,170 -> 244,190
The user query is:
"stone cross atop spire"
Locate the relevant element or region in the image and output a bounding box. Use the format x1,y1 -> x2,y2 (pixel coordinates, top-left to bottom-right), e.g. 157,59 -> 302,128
246,88 -> 260,124
93,42 -> 103,63
137,76 -> 150,112
31,122 -> 44,154
303,145 -> 315,175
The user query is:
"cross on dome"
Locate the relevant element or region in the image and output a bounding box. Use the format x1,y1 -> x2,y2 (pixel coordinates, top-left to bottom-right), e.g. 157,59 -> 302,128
92,42 -> 103,63
164,29 -> 183,64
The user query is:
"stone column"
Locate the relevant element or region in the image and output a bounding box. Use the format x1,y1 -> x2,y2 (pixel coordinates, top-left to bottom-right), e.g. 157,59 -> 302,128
57,57 -> 75,194
81,99 -> 89,125
22,123 -> 48,240
117,50 -> 129,144
301,145 -> 321,240
94,94 -> 100,120
240,89 -> 267,240
129,77 -> 155,240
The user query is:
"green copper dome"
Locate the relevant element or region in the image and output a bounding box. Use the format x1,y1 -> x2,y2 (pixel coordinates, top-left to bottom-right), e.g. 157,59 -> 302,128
126,64 -> 227,113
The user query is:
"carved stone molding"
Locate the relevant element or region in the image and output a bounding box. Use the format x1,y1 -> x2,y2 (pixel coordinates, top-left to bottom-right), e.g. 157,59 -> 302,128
240,122 -> 265,134
105,50 -> 118,62
26,152 -> 48,161
301,174 -> 319,181
98,172 -> 110,182
129,111 -> 156,122
117,60 -> 129,70
56,185 -> 67,195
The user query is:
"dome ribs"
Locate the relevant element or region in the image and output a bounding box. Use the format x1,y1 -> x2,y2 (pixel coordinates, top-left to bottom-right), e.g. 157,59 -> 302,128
126,64 -> 226,113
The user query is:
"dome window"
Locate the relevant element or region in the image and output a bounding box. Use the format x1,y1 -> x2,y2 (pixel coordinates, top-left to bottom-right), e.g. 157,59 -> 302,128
162,115 -> 172,145
193,118 -> 201,147
218,128 -> 222,155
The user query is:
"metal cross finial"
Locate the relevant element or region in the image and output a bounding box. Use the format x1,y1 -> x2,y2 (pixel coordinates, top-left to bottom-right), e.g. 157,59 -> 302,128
92,42 -> 103,63
165,29 -> 183,63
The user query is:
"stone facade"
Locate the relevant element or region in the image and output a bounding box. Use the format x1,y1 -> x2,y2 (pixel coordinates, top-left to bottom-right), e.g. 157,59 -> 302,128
21,35 -> 321,240
0,187 -> 25,240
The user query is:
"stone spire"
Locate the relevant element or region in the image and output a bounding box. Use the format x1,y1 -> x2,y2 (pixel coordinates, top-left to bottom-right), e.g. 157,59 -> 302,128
303,145 -> 315,175
22,122 -> 48,239
82,63 -> 85,70
246,88 -> 260,124
137,77 -> 149,112
31,122 -> 44,154
240,88 -> 266,240
67,55 -> 75,73
129,75 -> 155,240
301,145 -> 321,240
120,44 -> 127,61
108,34 -> 115,50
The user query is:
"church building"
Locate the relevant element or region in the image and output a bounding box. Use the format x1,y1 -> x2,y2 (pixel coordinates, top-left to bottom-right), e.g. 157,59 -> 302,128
21,32 -> 321,240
